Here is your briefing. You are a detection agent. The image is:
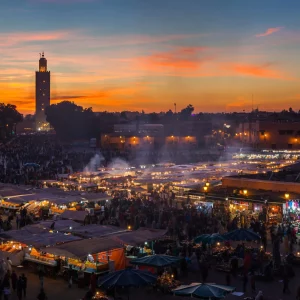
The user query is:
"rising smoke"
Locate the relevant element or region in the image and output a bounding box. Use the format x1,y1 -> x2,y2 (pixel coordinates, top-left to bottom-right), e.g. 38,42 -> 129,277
83,153 -> 104,173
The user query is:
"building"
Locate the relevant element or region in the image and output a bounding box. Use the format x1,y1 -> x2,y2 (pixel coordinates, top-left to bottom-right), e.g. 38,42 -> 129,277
35,52 -> 50,131
235,120 -> 300,149
101,123 -> 164,150
114,124 -> 137,134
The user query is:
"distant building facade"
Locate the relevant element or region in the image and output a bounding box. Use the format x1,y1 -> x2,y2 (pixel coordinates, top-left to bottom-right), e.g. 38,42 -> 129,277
101,122 -> 200,150
35,52 -> 50,131
236,120 -> 300,149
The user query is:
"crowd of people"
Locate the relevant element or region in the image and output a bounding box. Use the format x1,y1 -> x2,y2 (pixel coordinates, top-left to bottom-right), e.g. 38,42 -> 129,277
0,135 -> 299,299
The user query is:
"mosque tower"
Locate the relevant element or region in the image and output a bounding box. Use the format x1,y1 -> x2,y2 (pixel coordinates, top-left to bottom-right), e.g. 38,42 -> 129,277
35,52 -> 50,131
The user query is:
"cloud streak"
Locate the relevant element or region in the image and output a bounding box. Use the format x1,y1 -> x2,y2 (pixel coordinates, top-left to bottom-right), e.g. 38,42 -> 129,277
222,62 -> 287,79
255,27 -> 283,37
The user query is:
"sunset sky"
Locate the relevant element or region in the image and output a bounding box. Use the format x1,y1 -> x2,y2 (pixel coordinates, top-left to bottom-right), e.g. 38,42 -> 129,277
1,0 -> 300,115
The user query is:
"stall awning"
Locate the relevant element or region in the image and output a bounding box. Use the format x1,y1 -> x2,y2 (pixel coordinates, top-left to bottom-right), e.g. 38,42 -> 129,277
0,230 -> 81,248
41,237 -> 123,260
60,210 -> 88,222
112,228 -> 168,246
23,220 -> 82,232
71,224 -> 127,238
2,198 -> 26,204
81,193 -> 113,202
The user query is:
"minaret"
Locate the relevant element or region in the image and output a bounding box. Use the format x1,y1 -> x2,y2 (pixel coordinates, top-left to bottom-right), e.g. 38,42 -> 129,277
35,52 -> 50,131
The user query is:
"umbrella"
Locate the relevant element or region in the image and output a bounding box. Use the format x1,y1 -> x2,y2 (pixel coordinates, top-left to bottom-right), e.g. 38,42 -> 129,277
194,234 -> 226,245
98,268 -> 157,289
193,234 -> 211,244
222,228 -> 260,241
23,163 -> 40,168
173,282 -> 236,299
130,255 -> 181,268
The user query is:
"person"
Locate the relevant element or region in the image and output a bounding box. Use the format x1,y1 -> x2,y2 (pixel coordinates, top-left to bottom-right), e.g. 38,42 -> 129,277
0,259 -> 6,282
255,291 -> 263,300
83,290 -> 93,300
16,214 -> 20,230
16,276 -> 23,300
68,265 -> 73,288
6,258 -> 12,275
37,288 -> 47,300
225,273 -> 231,286
2,272 -> 11,300
283,269 -> 290,294
21,273 -> 27,298
38,266 -> 44,288
250,272 -> 256,293
11,270 -> 17,292
297,284 -> 300,300
90,272 -> 97,295
243,273 -> 248,293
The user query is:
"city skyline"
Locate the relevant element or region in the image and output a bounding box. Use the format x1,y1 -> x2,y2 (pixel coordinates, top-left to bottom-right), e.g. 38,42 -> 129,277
1,0 -> 300,114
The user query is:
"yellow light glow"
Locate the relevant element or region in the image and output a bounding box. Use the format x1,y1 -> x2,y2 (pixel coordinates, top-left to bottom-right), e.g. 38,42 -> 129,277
243,189 -> 248,195
285,193 -> 289,199
203,186 -> 208,192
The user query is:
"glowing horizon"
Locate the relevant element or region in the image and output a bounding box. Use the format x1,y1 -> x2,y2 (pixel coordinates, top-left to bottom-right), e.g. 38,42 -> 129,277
1,0 -> 300,115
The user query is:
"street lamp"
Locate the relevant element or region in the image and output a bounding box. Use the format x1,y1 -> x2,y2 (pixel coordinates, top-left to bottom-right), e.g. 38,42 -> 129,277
205,182 -> 210,187
243,189 -> 248,195
285,193 -> 290,200
203,186 -> 208,192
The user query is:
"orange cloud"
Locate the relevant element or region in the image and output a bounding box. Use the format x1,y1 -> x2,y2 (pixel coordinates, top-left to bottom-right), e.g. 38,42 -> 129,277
255,27 -> 283,37
137,47 -> 210,73
0,31 -> 70,47
222,62 -> 285,79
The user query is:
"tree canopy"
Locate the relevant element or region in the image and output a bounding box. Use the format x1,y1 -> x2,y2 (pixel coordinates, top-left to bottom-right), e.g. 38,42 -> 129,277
45,101 -> 94,140
0,103 -> 23,139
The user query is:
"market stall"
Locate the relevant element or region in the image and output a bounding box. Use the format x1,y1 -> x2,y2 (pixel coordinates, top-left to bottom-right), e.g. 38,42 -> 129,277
111,228 -> 168,264
0,197 -> 27,211
60,210 -> 88,223
0,240 -> 25,265
41,237 -> 125,285
0,229 -> 81,270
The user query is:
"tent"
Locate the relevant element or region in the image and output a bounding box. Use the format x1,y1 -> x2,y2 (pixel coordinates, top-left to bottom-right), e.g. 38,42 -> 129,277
98,268 -> 157,289
112,228 -> 167,246
223,229 -> 261,241
173,282 -> 236,299
41,237 -> 126,270
23,220 -> 82,232
0,230 -> 81,248
71,224 -> 127,238
130,255 -> 181,267
60,210 -> 88,222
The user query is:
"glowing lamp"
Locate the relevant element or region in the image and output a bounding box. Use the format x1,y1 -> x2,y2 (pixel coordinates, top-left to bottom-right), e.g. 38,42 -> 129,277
243,189 -> 248,195
285,193 -> 290,199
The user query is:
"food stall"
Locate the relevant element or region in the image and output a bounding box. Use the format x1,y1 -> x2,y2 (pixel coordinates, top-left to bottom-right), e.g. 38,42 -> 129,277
0,228 -> 81,274
0,197 -> 27,211
0,240 -> 25,265
41,237 -> 125,285
111,228 -> 168,265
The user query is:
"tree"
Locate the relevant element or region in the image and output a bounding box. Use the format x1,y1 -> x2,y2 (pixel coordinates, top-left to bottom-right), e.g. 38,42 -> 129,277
180,104 -> 194,120
148,112 -> 160,123
45,101 -> 94,140
0,103 -> 23,139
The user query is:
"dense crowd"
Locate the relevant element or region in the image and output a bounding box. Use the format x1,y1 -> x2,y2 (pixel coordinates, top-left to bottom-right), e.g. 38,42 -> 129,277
0,135 -> 95,184
0,135 -> 300,299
